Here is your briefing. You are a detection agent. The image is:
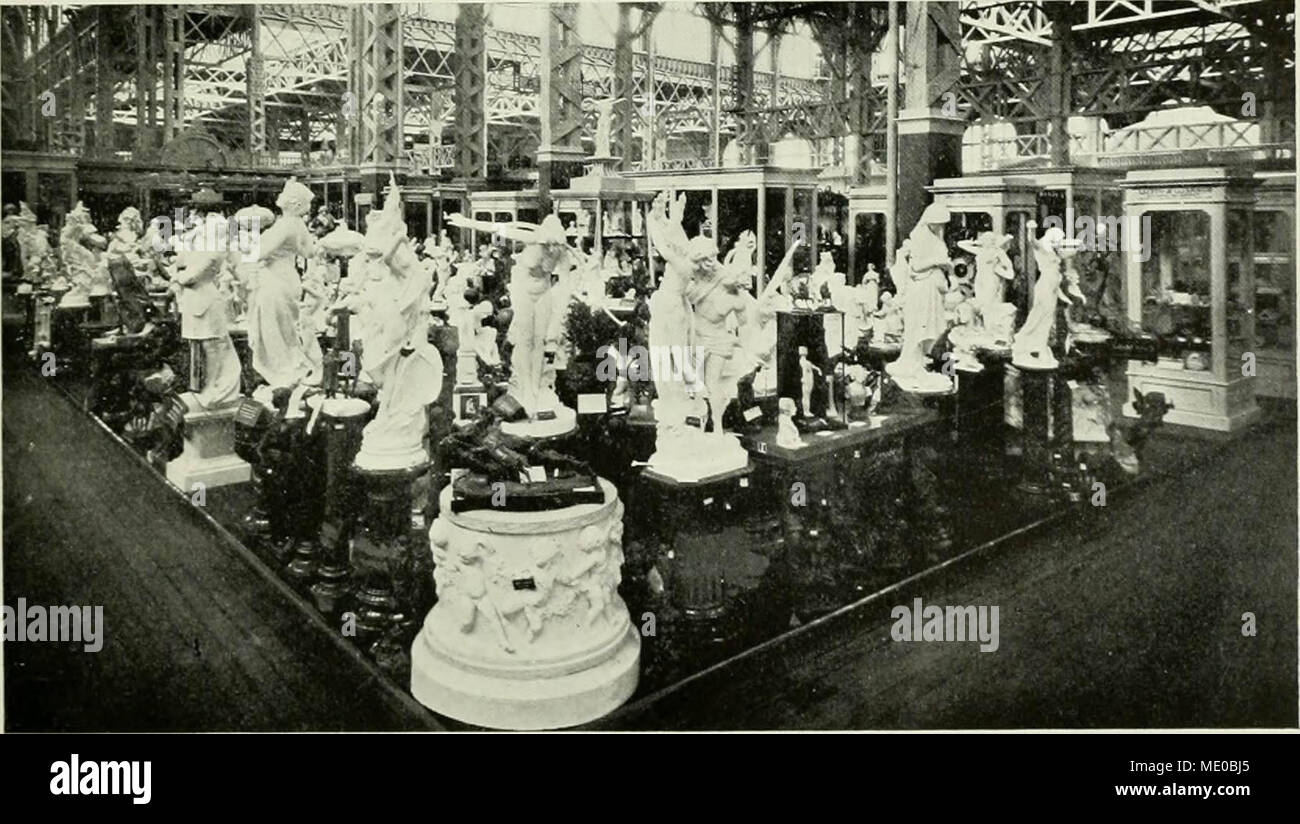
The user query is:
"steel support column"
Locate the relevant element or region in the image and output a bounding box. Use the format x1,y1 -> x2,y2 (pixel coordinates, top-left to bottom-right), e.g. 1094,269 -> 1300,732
453,2 -> 488,186
733,5 -> 760,165
354,3 -> 404,174
94,8 -> 116,157
247,4 -> 266,160
134,6 -> 156,157
162,5 -> 184,141
538,2 -> 584,214
897,0 -> 963,237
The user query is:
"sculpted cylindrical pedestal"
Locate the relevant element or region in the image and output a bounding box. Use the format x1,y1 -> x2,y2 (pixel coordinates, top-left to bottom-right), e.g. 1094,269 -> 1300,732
410,478 -> 640,729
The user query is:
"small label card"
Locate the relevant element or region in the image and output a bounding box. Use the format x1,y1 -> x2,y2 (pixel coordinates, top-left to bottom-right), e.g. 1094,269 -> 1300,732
577,393 -> 607,414
536,409 -> 557,421
742,406 -> 762,422
525,466 -> 547,483
685,415 -> 702,429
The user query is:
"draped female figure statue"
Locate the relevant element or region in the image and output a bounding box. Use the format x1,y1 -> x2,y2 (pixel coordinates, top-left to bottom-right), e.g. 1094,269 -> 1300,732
249,178 -> 317,390
885,203 -> 955,394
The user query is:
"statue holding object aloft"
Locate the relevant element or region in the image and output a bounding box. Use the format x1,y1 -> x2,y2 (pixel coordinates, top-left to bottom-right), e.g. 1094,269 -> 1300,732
1011,225 -> 1084,371
642,190 -> 749,481
352,175 -> 445,471
445,211 -> 578,437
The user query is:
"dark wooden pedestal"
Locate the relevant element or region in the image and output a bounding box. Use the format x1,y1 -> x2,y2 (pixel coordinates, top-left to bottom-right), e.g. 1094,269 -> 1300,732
308,406 -> 368,616
742,409 -> 948,619
625,465 -> 788,674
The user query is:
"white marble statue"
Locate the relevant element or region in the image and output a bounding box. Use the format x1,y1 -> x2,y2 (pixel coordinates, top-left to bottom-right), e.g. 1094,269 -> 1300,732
797,346 -> 822,418
172,212 -> 242,409
446,211 -> 575,433
57,203 -> 103,308
12,203 -> 55,285
957,231 -> 1017,348
249,178 -> 318,389
1011,225 -> 1083,370
809,251 -> 838,304
592,97 -> 624,158
775,397 -> 802,449
354,176 -> 445,470
885,203 -> 954,394
643,190 -> 748,479
872,291 -> 903,343
860,264 -> 881,313
693,231 -> 756,428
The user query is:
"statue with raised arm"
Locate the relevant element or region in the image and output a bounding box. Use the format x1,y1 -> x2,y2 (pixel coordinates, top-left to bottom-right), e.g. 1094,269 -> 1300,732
446,211 -> 576,436
353,175 -> 445,470
1011,225 -> 1083,370
957,230 -> 1017,349
58,202 -> 104,308
643,190 -> 748,480
692,230 -> 756,427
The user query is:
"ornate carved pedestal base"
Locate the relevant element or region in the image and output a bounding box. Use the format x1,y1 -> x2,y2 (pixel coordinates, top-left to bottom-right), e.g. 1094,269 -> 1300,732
166,400 -> 251,491
410,478 -> 640,729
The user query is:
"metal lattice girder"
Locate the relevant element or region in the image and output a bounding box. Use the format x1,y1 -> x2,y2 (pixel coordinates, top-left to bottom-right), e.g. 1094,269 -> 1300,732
955,0 -> 1293,126
454,2 -> 488,178
2,7 -> 31,145
961,1 -> 1053,46
162,5 -> 185,140
1071,20 -> 1285,120
353,3 -> 404,167
905,0 -> 964,111
540,3 -> 584,159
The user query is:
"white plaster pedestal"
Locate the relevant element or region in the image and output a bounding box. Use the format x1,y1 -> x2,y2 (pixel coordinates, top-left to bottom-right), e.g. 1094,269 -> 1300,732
1124,359 -> 1259,432
410,477 -> 640,729
166,400 -> 251,491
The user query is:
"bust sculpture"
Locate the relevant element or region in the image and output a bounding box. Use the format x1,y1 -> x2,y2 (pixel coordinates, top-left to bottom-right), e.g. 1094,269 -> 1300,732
776,397 -> 802,448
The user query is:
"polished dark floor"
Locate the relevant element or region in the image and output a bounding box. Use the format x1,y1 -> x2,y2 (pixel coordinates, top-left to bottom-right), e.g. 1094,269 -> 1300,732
4,364 -> 1296,730
3,367 -> 439,731
596,411 -> 1298,730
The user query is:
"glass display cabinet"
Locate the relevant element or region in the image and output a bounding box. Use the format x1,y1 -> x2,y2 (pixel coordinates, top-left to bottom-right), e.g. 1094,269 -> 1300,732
848,184 -> 887,285
1121,167 -> 1260,432
625,167 -> 825,290
928,175 -> 1037,299
1252,172 -> 1295,399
